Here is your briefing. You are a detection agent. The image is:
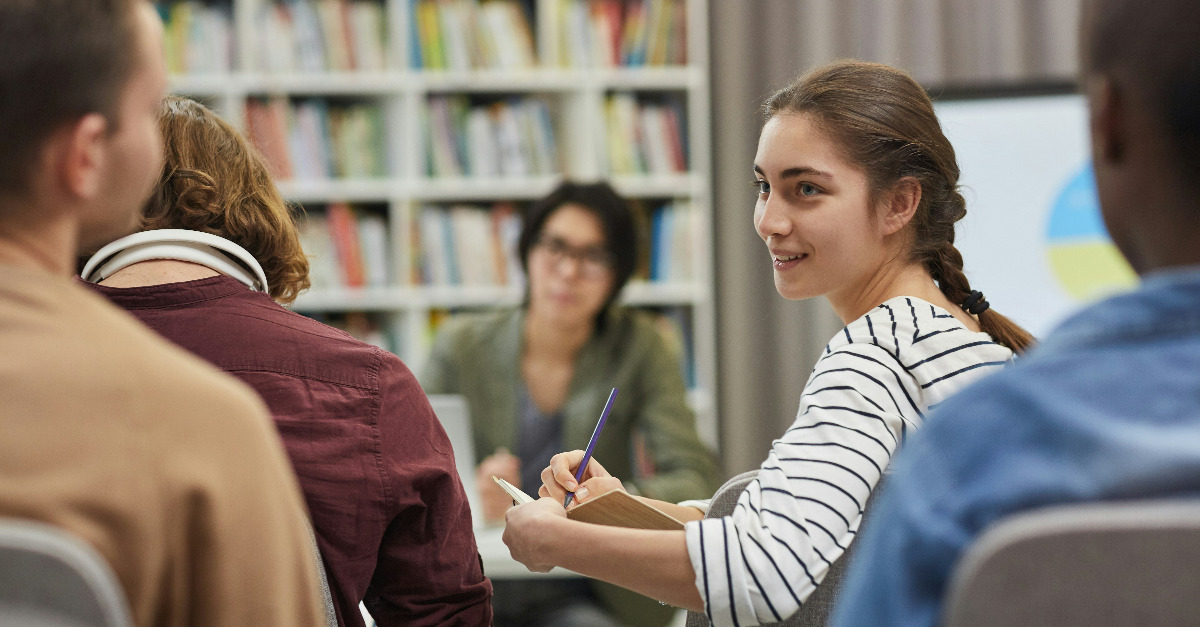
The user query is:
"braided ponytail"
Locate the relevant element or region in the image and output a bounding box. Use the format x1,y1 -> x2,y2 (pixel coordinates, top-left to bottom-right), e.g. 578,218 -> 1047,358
765,60 -> 1034,353
926,241 -> 1033,352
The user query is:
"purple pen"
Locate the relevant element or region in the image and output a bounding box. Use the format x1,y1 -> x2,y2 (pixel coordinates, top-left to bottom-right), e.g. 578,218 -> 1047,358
564,387 -> 618,508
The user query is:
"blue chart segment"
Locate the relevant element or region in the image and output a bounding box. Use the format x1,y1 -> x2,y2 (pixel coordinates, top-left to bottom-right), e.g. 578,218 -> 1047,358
1045,164 -> 1135,300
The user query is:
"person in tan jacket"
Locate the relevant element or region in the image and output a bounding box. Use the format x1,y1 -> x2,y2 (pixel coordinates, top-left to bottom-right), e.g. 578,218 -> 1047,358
0,1 -> 325,624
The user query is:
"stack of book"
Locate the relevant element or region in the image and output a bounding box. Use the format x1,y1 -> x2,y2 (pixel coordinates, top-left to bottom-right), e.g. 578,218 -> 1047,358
158,1 -> 234,74
253,0 -> 387,73
410,0 -> 536,70
246,97 -> 388,180
647,202 -> 696,283
604,93 -> 687,175
547,0 -> 687,67
416,203 -> 524,287
299,203 -> 391,290
425,95 -> 558,178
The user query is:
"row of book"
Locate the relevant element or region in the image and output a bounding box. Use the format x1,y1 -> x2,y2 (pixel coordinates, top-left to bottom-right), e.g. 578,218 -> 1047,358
410,0 -> 537,71
246,97 -> 388,180
425,95 -> 559,178
547,0 -> 688,67
649,306 -> 695,386
158,0 -> 688,76
605,93 -> 687,175
647,202 -> 697,282
417,203 -> 525,287
254,0 -> 389,73
157,1 -> 234,74
300,202 -> 392,289
299,199 -> 697,290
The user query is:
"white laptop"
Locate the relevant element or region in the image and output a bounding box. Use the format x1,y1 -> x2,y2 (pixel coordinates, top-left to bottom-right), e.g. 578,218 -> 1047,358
425,394 -> 482,528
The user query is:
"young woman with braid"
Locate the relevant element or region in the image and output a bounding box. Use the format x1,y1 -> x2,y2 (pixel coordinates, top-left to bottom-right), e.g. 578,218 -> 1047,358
500,59 -> 1033,626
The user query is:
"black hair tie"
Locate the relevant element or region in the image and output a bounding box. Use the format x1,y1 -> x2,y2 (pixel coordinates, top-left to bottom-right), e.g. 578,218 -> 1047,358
962,290 -> 989,316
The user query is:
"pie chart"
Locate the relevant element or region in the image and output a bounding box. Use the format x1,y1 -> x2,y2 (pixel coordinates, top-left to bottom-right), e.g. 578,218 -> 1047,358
1045,164 -> 1136,300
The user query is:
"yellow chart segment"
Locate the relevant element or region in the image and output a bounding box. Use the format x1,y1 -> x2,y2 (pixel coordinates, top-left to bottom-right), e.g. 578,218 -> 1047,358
1047,240 -> 1137,301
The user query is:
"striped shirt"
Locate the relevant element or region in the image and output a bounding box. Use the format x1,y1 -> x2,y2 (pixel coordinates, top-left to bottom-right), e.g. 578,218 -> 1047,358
685,296 -> 1014,626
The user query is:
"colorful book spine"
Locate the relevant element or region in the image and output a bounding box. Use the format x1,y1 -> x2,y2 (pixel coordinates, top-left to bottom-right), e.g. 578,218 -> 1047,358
415,203 -> 525,287
253,0 -> 388,73
299,204 -> 392,289
410,0 -> 535,70
245,97 -> 387,180
426,96 -> 557,178
604,93 -> 687,175
159,1 -> 234,74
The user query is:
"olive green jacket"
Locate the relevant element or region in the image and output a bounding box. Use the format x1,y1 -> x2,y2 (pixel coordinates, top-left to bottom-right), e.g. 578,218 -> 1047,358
421,306 -> 718,504
420,306 -> 719,627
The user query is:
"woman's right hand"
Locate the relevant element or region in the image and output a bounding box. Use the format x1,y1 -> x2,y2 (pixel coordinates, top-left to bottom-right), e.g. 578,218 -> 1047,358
477,448 -> 521,525
539,450 -> 625,508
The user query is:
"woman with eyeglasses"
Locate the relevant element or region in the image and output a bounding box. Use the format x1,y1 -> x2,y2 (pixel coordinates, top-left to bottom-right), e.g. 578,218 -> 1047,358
421,180 -> 719,627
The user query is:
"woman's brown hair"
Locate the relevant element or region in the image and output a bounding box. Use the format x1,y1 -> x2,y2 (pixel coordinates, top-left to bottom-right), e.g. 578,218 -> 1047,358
764,60 -> 1034,352
141,96 -> 310,303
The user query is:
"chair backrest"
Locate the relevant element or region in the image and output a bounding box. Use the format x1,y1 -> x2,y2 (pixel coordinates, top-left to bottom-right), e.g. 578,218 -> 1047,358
304,521 -> 338,627
0,517 -> 133,627
426,394 -> 481,526
685,470 -> 886,627
943,499 -> 1200,627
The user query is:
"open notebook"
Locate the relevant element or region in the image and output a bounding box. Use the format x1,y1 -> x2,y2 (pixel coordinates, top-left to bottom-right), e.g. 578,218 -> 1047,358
491,475 -> 685,531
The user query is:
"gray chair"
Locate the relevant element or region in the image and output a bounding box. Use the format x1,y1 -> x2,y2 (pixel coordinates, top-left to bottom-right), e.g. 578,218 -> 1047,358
0,518 -> 133,627
305,522 -> 339,627
943,499 -> 1200,627
685,470 -> 885,626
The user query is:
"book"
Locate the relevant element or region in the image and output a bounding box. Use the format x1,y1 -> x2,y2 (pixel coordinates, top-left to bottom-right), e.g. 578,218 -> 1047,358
490,475 -> 685,531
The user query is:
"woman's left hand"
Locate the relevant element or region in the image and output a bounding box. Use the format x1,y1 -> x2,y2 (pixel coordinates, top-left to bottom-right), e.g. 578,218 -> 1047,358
502,498 -> 569,573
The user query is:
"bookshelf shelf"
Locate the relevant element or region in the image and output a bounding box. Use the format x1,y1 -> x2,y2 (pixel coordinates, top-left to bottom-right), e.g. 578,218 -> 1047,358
162,0 -> 717,449
278,179 -> 397,203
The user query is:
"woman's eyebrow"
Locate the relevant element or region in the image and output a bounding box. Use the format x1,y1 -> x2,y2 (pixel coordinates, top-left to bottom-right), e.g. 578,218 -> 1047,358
752,164 -> 834,179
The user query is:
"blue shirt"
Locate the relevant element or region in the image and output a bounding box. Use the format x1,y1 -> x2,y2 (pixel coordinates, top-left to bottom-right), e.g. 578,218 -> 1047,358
832,266 -> 1200,627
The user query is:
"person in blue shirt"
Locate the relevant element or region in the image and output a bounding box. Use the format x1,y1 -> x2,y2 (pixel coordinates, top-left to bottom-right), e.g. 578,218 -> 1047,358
831,0 -> 1200,624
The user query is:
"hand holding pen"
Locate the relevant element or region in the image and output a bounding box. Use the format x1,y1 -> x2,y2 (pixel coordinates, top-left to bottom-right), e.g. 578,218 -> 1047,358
564,387 -> 617,507
538,387 -> 622,507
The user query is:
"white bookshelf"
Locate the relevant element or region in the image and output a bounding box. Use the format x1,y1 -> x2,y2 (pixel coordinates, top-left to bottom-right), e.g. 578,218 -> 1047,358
161,0 -> 717,449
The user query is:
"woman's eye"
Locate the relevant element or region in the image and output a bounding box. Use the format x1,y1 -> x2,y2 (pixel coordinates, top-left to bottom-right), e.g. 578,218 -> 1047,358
754,179 -> 770,195
799,183 -> 819,196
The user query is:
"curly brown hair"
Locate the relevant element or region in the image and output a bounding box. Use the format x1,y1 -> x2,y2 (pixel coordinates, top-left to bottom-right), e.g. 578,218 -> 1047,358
141,96 -> 310,303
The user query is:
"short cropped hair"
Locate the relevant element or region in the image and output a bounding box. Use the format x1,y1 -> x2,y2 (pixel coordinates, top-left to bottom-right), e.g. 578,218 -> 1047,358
518,180 -> 639,318
141,96 -> 310,304
0,0 -> 140,197
1083,0 -> 1200,188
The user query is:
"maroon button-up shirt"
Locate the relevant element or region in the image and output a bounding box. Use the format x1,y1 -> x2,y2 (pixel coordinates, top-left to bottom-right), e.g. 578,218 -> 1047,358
91,276 -> 492,626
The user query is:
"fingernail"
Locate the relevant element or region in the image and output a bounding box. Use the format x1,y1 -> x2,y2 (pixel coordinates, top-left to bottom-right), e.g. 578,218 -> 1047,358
575,487 -> 589,502
567,481 -> 577,491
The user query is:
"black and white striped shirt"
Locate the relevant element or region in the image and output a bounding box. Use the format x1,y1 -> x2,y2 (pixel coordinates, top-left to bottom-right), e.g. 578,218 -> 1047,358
685,296 -> 1014,626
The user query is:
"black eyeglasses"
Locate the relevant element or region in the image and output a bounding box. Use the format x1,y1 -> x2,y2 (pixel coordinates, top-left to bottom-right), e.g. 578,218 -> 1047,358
532,235 -> 615,280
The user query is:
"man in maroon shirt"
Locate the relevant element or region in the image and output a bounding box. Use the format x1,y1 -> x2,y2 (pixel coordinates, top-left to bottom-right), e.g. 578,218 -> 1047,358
83,96 -> 492,626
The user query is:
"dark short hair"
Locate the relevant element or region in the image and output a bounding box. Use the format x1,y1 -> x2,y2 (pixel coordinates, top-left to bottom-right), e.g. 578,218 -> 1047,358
0,0 -> 140,198
1083,0 -> 1200,190
518,180 -> 639,317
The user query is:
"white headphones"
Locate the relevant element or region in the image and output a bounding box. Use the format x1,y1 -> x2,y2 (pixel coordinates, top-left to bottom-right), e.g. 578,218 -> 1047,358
80,229 -> 270,294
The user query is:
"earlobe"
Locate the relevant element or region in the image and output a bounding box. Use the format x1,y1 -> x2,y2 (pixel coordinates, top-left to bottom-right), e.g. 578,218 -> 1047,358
57,113 -> 109,200
882,177 -> 922,235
